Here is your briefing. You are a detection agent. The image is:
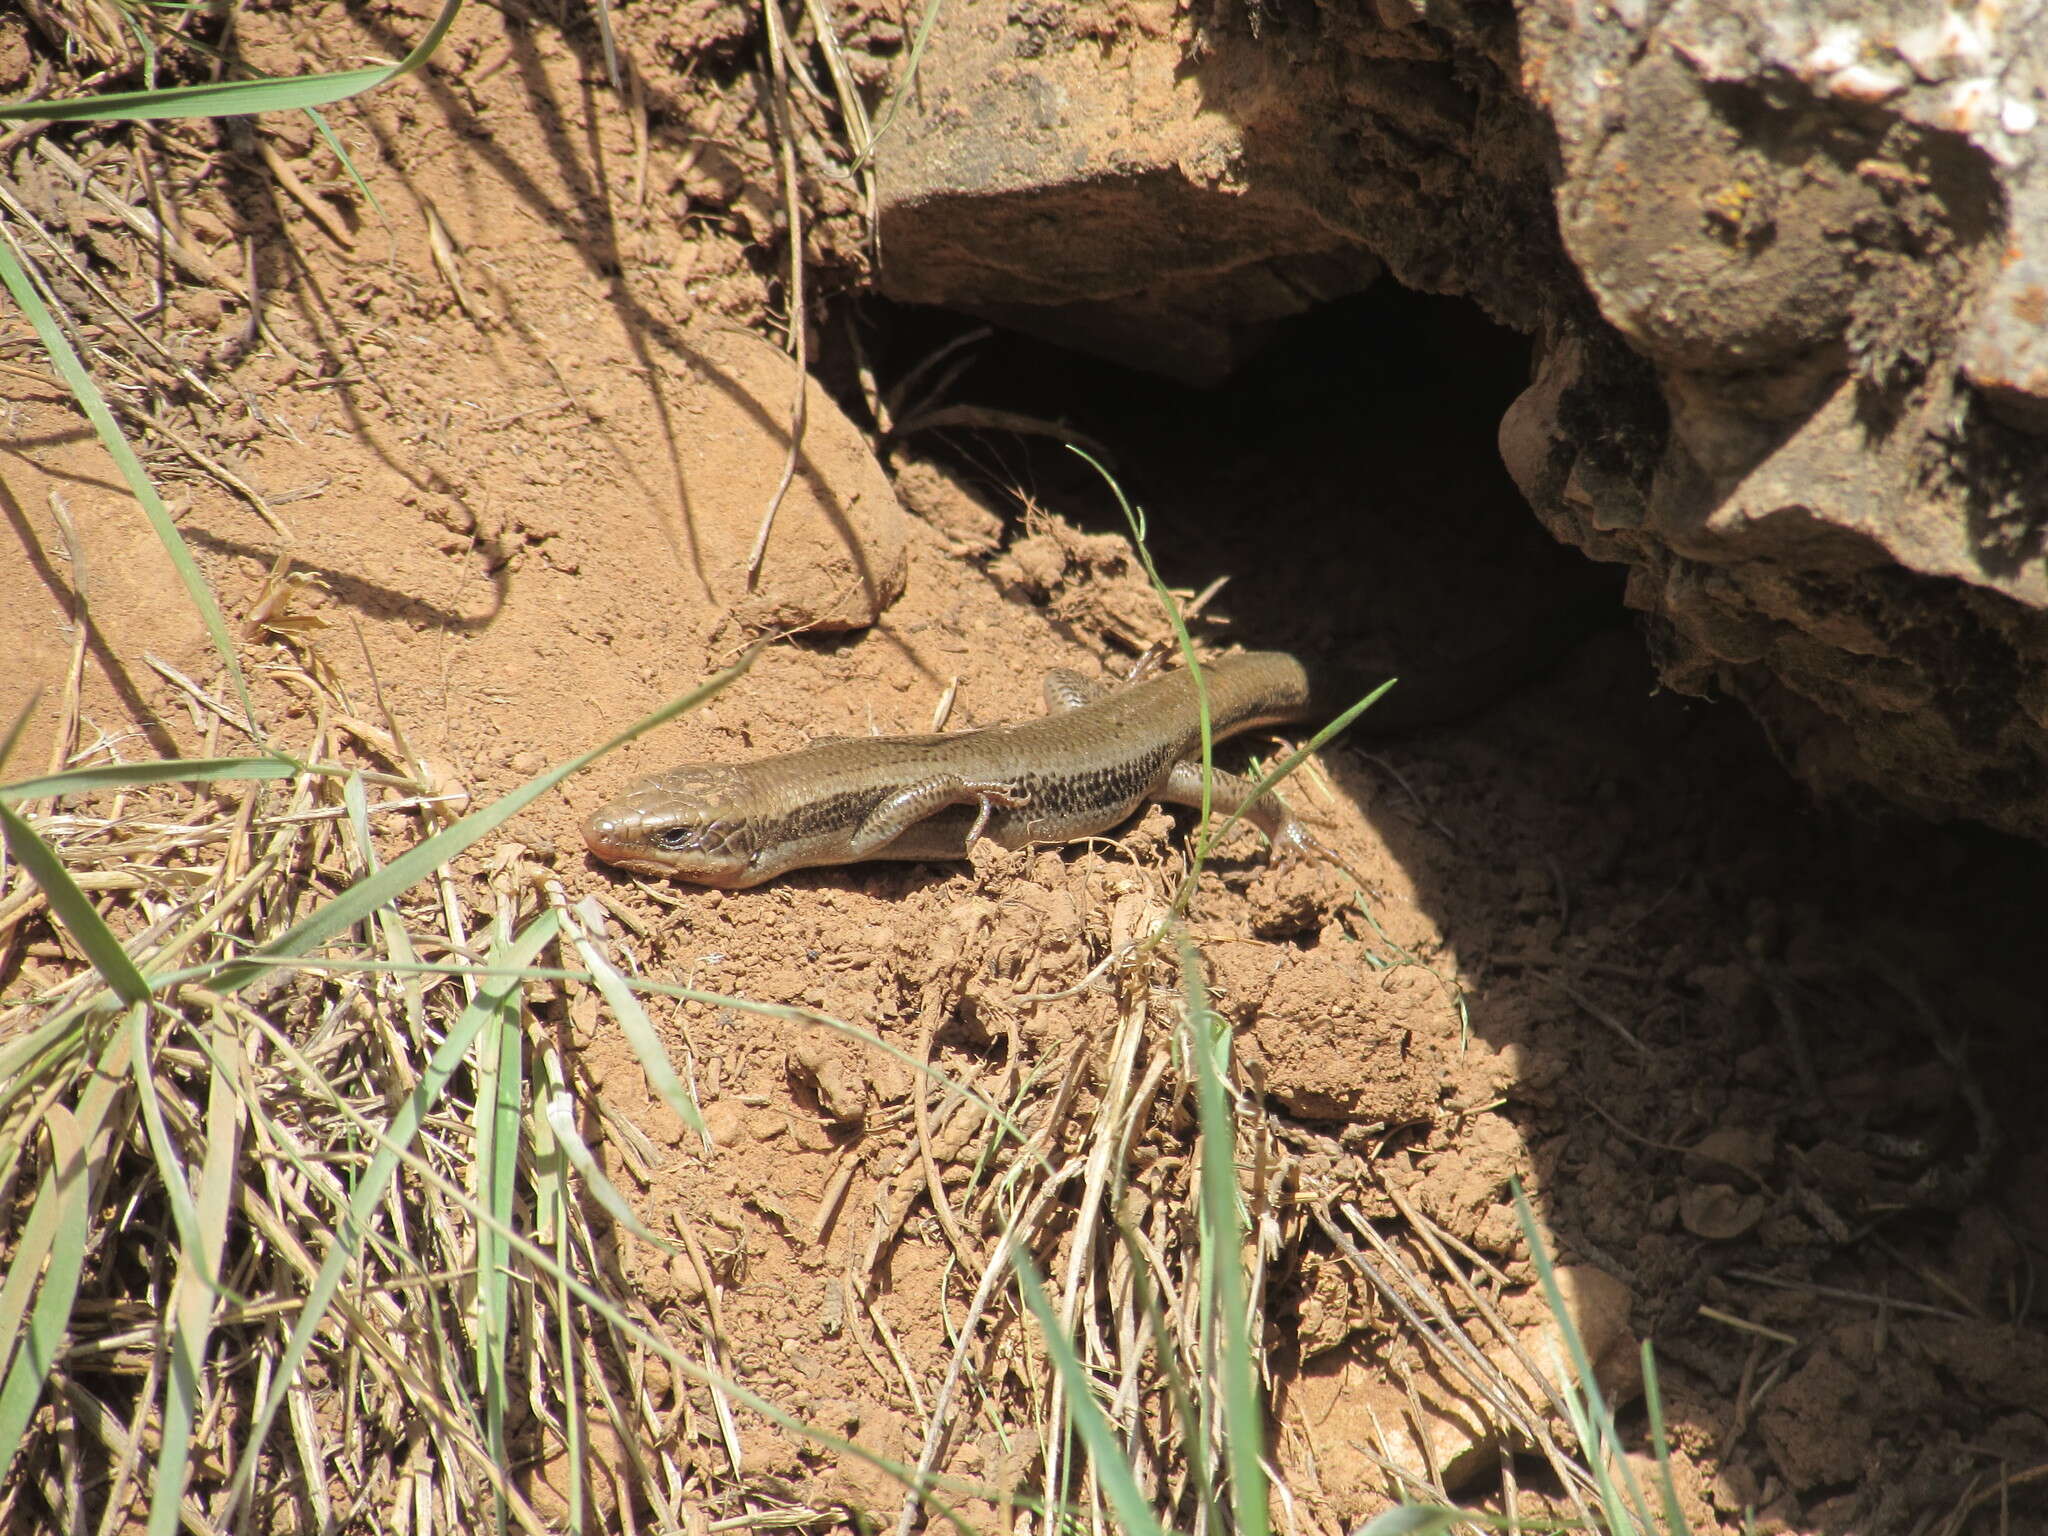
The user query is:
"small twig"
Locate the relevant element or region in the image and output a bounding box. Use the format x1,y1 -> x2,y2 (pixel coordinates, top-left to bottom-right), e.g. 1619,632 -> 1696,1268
591,0 -> 623,89
1557,979 -> 1652,1057
1725,1268 -> 1972,1322
891,403 -> 1117,467
256,137 -> 356,250
911,1026 -> 976,1269
743,0 -> 810,589
1357,750 -> 1460,846
1697,1305 -> 1798,1347
35,137 -> 250,309
881,326 -> 991,429
144,653 -> 261,741
118,401 -> 292,538
44,491 -> 88,780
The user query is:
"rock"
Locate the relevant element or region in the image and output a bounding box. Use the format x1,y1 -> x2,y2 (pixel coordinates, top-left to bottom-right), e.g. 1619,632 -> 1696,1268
1679,1183 -> 1768,1241
1683,1126 -> 1775,1183
1278,1355 -> 1500,1516
1508,0 -> 2048,839
888,448 -> 1006,553
1505,1262 -> 1642,1412
875,0 -> 1566,381
1758,1341 -> 1870,1491
1276,1263 -> 1640,1518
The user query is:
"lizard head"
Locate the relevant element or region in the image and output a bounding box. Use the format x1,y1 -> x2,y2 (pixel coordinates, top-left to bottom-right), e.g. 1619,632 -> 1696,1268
581,764 -> 762,886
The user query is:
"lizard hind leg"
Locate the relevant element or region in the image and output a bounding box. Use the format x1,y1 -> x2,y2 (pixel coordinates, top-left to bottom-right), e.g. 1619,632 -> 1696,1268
1157,758 -> 1334,865
1041,668 -> 1118,714
1043,644 -> 1178,715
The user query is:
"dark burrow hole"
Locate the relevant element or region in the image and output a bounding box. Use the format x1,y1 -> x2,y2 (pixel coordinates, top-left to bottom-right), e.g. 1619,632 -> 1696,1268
846,282 -> 2040,926
851,281 -> 1634,732
846,282 -> 2048,896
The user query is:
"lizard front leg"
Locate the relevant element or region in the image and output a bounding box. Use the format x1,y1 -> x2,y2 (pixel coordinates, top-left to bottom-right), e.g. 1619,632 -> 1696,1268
851,775 -> 1033,856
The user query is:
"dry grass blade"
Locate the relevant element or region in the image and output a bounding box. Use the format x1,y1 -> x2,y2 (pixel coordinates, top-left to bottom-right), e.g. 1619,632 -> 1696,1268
0,798 -> 152,1005
1174,930 -> 1270,1536
0,233 -> 263,737
145,1010 -> 244,1536
0,1023 -> 131,1474
0,620 -> 787,1530
214,909 -> 562,1525
557,890 -> 708,1142
798,0 -> 877,230
742,0 -> 811,587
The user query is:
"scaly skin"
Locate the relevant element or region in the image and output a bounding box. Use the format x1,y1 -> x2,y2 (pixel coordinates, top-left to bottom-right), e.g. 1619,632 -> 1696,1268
580,652 -> 1320,887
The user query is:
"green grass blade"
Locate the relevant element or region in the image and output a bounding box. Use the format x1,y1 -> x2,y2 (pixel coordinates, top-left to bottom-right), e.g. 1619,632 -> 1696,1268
341,771 -> 427,1039
0,1107 -> 91,1479
0,799 -> 151,1005
856,0 -> 946,164
306,107 -> 389,228
538,1051 -> 669,1247
1175,930 -> 1269,1536
222,909 -> 561,1519
0,1021 -> 132,1445
1643,1345 -> 1690,1534
474,918 -> 525,1536
0,690 -> 36,778
563,896 -> 707,1142
1009,1245 -> 1167,1536
0,238 -> 259,736
1355,1510 -> 1462,1536
1073,449 -> 1217,870
0,66 -> 394,122
149,1017 -> 245,1536
0,0 -> 466,122
1206,678 -> 1397,850
206,649 -> 756,997
127,1004 -> 209,1276
1513,1180 -> 1658,1530
0,1129 -> 66,1403
0,756 -> 298,803
0,1015 -> 87,1126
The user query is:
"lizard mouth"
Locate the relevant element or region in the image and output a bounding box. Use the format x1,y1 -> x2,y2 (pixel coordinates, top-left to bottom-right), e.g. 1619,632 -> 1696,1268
580,811 -> 675,875
581,809 -> 753,885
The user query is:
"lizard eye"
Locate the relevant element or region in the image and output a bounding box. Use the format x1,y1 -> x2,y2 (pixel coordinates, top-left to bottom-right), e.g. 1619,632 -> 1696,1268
657,826 -> 698,851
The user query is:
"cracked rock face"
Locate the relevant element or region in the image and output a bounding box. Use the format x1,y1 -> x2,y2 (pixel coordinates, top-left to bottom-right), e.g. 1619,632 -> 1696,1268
1516,0 -> 2048,835
873,0 -> 2048,838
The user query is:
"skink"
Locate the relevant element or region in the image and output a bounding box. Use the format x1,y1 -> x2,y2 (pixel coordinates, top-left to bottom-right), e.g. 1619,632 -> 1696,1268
581,651 -> 1320,887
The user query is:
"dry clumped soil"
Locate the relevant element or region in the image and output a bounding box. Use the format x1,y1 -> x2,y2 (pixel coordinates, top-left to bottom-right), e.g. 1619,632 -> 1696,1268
1,1 -> 2046,1533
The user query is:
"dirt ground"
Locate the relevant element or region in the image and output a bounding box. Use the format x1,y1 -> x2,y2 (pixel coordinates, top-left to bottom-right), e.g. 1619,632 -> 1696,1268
4,1 -> 2048,1531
